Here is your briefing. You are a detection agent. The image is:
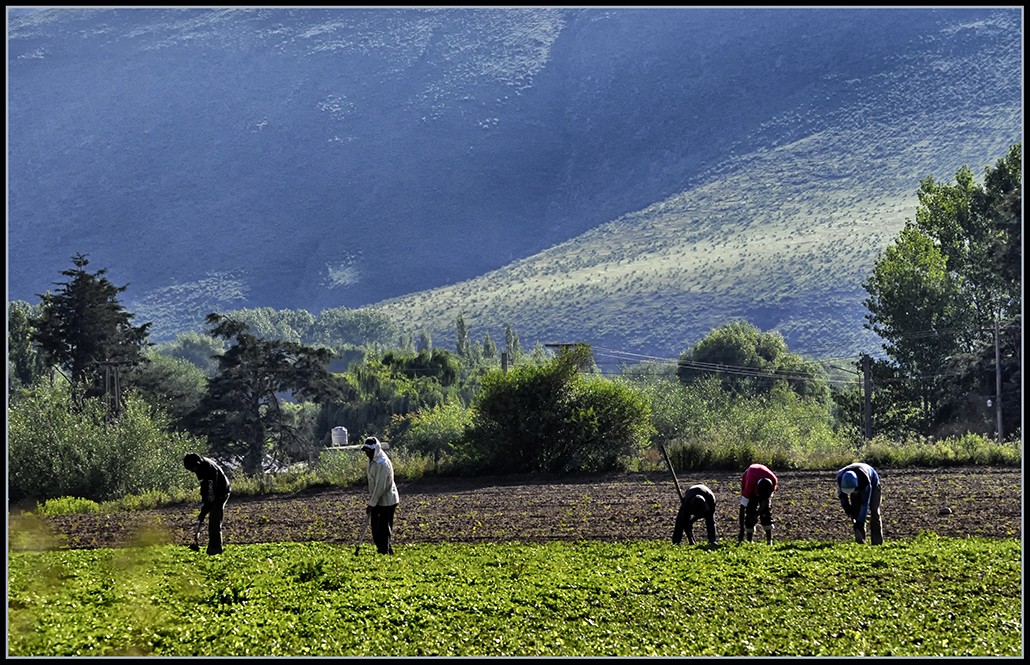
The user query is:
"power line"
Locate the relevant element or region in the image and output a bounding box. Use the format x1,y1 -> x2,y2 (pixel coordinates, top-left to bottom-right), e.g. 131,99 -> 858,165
591,347 -> 861,386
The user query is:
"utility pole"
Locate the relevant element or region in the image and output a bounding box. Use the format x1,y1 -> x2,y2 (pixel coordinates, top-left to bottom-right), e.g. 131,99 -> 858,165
861,354 -> 872,441
97,360 -> 130,421
994,320 -> 1003,444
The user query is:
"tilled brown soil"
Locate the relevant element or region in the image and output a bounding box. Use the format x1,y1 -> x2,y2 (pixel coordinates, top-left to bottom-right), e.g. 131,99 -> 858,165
14,466 -> 1022,551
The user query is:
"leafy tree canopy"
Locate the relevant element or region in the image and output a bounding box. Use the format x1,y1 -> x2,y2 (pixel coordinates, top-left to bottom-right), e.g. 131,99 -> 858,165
860,142 -> 1021,437
311,306 -> 398,348
7,299 -> 48,394
150,330 -> 226,377
677,320 -> 828,401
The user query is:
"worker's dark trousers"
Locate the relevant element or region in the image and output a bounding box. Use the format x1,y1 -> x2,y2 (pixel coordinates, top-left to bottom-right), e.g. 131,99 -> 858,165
860,485 -> 883,545
853,485 -> 884,545
208,493 -> 229,555
741,497 -> 773,541
371,504 -> 398,554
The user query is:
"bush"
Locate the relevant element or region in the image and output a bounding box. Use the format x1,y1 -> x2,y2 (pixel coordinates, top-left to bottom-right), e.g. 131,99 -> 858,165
311,448 -> 369,486
7,381 -> 204,504
35,496 -> 101,515
860,433 -> 1021,467
564,376 -> 655,472
467,352 -> 654,474
631,375 -> 854,471
388,401 -> 474,470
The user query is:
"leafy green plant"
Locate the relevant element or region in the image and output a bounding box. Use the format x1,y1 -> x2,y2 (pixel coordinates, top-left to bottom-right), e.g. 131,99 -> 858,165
35,496 -> 101,515
860,433 -> 1020,467
388,401 -> 475,471
7,537 -> 1021,657
468,347 -> 654,474
7,380 -> 201,505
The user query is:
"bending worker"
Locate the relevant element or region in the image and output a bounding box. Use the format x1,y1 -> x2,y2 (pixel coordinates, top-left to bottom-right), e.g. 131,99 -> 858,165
738,463 -> 778,544
836,462 -> 883,545
672,483 -> 718,546
183,452 -> 232,555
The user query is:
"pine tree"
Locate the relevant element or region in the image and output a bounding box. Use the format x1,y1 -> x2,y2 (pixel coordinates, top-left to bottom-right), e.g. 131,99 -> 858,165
504,324 -> 522,362
187,313 -> 342,475
482,331 -> 498,360
30,253 -> 151,400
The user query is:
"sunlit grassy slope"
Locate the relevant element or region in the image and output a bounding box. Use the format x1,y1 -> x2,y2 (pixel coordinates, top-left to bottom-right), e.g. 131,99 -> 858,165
371,104 -> 1019,360
10,9 -> 1017,359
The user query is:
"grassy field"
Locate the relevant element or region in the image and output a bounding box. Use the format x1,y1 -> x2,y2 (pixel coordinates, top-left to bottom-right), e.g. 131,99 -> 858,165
7,535 -> 1022,656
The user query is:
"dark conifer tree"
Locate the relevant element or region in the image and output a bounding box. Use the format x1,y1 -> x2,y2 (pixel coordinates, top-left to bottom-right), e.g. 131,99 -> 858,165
30,253 -> 151,401
188,313 -> 343,475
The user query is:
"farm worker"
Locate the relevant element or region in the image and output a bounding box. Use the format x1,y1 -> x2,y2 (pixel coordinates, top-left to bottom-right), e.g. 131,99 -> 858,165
183,453 -> 232,555
672,483 -> 718,546
363,437 -> 400,555
836,462 -> 883,545
737,463 -> 778,544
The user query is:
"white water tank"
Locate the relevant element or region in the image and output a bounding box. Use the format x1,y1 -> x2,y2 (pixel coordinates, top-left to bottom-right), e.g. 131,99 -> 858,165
331,426 -> 348,447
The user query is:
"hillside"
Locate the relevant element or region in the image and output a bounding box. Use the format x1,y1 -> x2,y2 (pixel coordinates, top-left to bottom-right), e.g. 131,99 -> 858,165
369,9 -> 1023,359
6,7 -> 1022,359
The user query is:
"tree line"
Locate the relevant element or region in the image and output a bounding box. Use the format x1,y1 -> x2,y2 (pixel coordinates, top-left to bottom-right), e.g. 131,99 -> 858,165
6,142 -> 1021,505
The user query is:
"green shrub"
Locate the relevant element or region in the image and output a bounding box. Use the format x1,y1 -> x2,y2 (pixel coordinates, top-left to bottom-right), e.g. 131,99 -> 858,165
230,468 -> 329,497
312,448 -> 368,486
468,351 -> 654,474
35,496 -> 101,515
635,375 -> 855,471
388,401 -> 474,469
107,488 -> 195,512
860,432 -> 1021,467
7,381 -> 203,504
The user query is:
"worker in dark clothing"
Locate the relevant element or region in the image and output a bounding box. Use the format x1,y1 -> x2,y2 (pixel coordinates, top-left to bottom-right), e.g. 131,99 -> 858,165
737,463 -> 778,544
672,483 -> 718,546
836,462 -> 883,545
183,453 -> 231,555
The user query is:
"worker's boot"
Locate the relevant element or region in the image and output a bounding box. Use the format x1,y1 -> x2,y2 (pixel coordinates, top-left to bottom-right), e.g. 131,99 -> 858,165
764,528 -> 773,545
853,523 -> 866,544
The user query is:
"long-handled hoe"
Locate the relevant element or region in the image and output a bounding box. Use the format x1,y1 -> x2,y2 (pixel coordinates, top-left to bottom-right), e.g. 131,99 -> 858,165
354,513 -> 370,555
657,439 -> 684,502
188,519 -> 202,552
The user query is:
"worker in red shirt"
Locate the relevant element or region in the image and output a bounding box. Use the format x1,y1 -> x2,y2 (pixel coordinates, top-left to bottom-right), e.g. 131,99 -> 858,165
737,463 -> 778,544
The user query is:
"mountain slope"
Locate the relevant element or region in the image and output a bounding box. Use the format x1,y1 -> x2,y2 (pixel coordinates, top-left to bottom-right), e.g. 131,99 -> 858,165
369,9 -> 1023,359
6,7 -> 1022,359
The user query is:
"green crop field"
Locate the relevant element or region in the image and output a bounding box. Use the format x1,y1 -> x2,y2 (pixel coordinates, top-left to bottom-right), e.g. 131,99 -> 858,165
7,534 -> 1022,657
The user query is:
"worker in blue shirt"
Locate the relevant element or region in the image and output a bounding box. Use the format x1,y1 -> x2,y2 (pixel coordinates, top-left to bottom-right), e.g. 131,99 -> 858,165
836,462 -> 883,545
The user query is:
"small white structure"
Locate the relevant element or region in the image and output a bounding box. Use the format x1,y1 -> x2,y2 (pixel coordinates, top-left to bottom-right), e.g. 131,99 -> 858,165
331,426 -> 348,447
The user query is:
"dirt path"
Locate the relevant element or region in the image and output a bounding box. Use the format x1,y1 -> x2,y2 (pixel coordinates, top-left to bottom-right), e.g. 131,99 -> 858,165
16,466 -> 1021,551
